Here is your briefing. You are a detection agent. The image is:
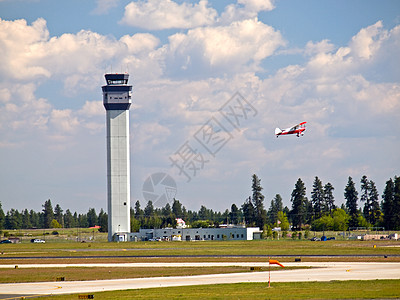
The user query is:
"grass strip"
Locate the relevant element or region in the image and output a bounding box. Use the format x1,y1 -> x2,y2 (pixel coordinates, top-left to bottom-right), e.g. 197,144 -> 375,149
40,279 -> 400,299
0,266 -> 307,283
1,240 -> 399,258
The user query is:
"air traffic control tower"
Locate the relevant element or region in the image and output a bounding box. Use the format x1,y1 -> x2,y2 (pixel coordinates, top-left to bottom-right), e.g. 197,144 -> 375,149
102,73 -> 132,242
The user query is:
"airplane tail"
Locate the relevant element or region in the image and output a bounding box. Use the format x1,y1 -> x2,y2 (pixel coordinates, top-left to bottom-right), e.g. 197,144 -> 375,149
275,128 -> 282,135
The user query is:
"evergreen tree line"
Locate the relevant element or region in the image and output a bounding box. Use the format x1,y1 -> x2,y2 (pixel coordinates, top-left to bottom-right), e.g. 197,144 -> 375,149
242,174 -> 400,232
1,175 -> 399,232
130,199 -> 243,231
0,199 -> 108,232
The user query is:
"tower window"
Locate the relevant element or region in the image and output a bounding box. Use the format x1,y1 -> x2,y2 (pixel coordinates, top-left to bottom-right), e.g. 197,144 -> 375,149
108,79 -> 126,85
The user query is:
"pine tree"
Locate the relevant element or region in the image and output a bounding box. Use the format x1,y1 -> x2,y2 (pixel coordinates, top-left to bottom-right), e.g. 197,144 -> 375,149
0,201 -> 5,230
87,208 -> 98,227
393,176 -> 400,230
304,197 -> 314,225
181,206 -> 189,221
368,180 -> 381,225
345,177 -> 358,228
54,204 -> 64,228
42,199 -> 54,229
323,182 -> 335,213
311,176 -> 324,218
73,212 -> 78,226
198,205 -> 210,220
162,203 -> 172,216
172,199 -> 183,218
29,210 -> 40,228
229,204 -> 241,225
360,175 -> 371,223
381,178 -> 394,229
5,209 -> 22,229
291,178 -> 306,230
274,194 -> 283,212
98,208 -> 108,232
134,200 -> 143,219
22,209 -> 32,229
242,196 -> 255,226
267,194 -> 283,224
144,201 -> 155,218
251,174 -> 266,229
78,213 -> 88,228
63,209 -> 75,228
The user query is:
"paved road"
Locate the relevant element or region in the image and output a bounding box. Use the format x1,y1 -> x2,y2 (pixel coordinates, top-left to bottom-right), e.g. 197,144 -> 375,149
0,262 -> 399,298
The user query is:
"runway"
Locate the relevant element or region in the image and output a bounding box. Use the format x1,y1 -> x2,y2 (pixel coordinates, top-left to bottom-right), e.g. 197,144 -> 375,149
0,262 -> 399,298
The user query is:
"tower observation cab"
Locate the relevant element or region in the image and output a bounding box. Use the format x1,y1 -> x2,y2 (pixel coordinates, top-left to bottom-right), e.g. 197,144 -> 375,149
102,74 -> 132,110
102,73 -> 133,242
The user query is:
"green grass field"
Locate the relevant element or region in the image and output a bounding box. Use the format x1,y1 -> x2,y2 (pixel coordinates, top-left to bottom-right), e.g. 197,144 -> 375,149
1,233 -> 399,299
37,280 -> 400,299
1,266 -> 311,283
1,238 -> 399,259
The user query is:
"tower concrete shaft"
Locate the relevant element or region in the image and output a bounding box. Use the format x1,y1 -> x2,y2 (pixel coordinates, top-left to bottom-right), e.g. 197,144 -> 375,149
102,73 -> 132,242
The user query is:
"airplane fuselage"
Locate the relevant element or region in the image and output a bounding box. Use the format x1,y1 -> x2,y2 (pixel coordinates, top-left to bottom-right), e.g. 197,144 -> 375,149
275,122 -> 306,137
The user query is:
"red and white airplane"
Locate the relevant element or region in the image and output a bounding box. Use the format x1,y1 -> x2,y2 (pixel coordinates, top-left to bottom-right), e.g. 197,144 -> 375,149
275,122 -> 307,137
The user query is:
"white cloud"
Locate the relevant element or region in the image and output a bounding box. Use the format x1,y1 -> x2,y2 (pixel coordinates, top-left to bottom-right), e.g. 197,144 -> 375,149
238,0 -> 275,12
120,33 -> 163,81
304,21 -> 400,82
79,100 -> 104,117
164,18 -> 286,76
49,109 -> 80,134
120,33 -> 160,53
220,0 -> 275,24
120,0 -> 217,30
305,39 -> 335,56
0,18 -> 50,80
92,0 -> 120,15
0,88 -> 11,103
0,17 -> 163,90
350,21 -> 384,59
133,122 -> 171,153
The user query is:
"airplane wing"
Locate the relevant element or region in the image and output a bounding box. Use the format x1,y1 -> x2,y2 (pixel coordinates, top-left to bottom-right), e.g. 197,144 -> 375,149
291,122 -> 306,130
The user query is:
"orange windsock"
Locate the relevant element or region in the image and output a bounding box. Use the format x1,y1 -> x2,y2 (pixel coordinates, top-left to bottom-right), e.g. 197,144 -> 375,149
269,259 -> 284,268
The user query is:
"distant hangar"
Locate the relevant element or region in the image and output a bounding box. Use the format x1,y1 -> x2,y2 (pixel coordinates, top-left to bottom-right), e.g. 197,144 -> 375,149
128,226 -> 262,242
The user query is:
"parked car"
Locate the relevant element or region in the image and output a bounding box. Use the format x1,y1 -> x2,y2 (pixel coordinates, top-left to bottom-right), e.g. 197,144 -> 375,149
31,239 -> 45,243
0,240 -> 12,244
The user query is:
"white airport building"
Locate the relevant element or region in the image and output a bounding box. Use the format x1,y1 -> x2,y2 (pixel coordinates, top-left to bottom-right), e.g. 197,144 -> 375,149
128,226 -> 262,242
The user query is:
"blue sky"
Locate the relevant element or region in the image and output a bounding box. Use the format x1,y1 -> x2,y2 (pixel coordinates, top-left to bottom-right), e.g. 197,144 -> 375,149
0,0 -> 399,214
